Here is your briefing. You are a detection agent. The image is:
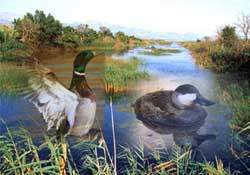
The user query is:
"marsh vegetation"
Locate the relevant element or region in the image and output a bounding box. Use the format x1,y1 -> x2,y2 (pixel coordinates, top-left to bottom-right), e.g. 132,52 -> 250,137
1,9 -> 250,175
104,57 -> 150,95
140,47 -> 181,56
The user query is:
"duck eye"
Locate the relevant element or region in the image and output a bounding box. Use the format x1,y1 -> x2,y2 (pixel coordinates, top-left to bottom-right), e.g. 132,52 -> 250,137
75,66 -> 84,72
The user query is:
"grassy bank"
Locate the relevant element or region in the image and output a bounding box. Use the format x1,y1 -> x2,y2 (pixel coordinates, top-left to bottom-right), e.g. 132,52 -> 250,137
181,40 -> 250,72
181,38 -> 250,130
104,57 -> 150,96
141,47 -> 181,56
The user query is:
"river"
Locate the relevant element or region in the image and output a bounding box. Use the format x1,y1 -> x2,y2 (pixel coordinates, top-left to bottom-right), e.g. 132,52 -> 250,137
0,43 -> 239,166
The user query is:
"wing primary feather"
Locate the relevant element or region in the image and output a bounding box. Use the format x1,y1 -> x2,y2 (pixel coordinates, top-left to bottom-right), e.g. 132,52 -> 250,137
24,62 -> 79,135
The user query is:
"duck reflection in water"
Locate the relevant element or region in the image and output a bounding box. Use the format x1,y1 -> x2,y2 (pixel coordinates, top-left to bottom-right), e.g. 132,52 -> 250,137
139,118 -> 216,148
133,84 -> 216,148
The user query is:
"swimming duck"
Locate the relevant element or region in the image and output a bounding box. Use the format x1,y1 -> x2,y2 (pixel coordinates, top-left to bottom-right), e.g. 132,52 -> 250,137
133,84 -> 215,127
24,50 -> 97,137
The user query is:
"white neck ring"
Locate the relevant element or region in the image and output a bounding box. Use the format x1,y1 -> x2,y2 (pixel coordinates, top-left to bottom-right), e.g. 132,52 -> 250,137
74,71 -> 86,76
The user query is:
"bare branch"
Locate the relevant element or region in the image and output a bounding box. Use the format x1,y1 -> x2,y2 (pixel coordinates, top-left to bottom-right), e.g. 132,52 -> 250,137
235,13 -> 250,40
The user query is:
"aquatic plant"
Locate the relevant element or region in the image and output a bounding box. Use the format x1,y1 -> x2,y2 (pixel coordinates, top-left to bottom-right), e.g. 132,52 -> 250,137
104,57 -> 150,96
0,123 -> 234,175
140,48 -> 181,56
0,120 -> 78,175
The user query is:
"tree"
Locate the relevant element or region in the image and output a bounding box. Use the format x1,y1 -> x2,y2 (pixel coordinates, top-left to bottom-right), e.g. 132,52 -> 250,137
76,24 -> 98,45
218,25 -> 238,48
13,16 -> 40,44
61,26 -> 80,48
77,24 -> 89,33
235,13 -> 250,40
115,31 -> 129,43
83,28 -> 98,45
13,10 -> 63,46
98,26 -> 113,38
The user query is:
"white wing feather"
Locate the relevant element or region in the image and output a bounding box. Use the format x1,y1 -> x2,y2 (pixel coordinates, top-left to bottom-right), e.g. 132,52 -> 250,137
24,65 -> 79,133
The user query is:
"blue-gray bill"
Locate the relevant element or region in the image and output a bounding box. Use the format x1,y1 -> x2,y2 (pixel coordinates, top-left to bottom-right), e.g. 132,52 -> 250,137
196,96 -> 215,106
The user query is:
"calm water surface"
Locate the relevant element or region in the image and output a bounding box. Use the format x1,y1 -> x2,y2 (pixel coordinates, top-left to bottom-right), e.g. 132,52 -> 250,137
0,44 -> 236,164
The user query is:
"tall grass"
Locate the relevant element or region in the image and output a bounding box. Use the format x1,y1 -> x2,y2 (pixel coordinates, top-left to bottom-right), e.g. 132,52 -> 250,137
104,57 -> 150,96
219,80 -> 250,129
0,120 -> 78,175
0,109 -> 245,175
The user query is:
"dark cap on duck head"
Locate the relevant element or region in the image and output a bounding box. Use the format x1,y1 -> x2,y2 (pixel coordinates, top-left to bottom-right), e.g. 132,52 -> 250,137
175,84 -> 215,106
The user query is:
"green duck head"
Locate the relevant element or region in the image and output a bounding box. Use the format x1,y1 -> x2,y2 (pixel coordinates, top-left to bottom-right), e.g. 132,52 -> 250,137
73,50 -> 95,74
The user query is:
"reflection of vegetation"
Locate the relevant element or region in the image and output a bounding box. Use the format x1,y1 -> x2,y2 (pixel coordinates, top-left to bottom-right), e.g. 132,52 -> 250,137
104,57 -> 149,95
141,48 -> 181,56
181,25 -> 250,72
0,122 -> 234,175
0,64 -> 30,95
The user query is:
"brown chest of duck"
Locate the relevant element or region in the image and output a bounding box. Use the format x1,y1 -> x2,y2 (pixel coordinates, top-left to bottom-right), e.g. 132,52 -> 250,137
25,50 -> 97,137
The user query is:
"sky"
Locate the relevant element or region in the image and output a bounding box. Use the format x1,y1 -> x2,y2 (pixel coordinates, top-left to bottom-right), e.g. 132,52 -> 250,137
1,0 -> 250,36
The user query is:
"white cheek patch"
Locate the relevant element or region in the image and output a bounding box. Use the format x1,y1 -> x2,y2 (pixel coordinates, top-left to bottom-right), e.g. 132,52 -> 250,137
178,93 -> 197,106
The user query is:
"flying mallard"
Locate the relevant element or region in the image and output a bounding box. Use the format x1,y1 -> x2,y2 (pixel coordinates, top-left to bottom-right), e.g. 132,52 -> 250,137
24,50 -> 97,137
133,84 -> 215,127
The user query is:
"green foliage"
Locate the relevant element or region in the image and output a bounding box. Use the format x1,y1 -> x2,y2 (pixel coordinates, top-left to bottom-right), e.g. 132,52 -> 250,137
0,122 -> 78,175
210,46 -> 250,71
0,40 -> 32,61
0,25 -> 17,43
61,26 -> 81,48
9,10 -> 145,50
219,25 -> 238,48
181,39 -> 250,72
115,31 -> 129,43
0,31 -> 5,43
218,80 -> 250,128
13,10 -> 62,46
98,26 -> 113,38
83,28 -> 98,46
104,57 -> 150,95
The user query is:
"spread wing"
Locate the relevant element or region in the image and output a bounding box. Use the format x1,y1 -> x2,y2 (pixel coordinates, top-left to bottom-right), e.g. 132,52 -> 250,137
24,63 -> 79,133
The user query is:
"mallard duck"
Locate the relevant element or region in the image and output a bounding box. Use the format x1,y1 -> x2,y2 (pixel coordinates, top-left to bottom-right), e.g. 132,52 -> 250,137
133,84 -> 215,127
24,50 -> 97,137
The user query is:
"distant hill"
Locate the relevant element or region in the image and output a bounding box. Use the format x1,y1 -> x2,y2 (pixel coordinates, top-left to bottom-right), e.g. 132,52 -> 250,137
0,12 -> 200,41
66,22 -> 200,41
0,12 -> 21,25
